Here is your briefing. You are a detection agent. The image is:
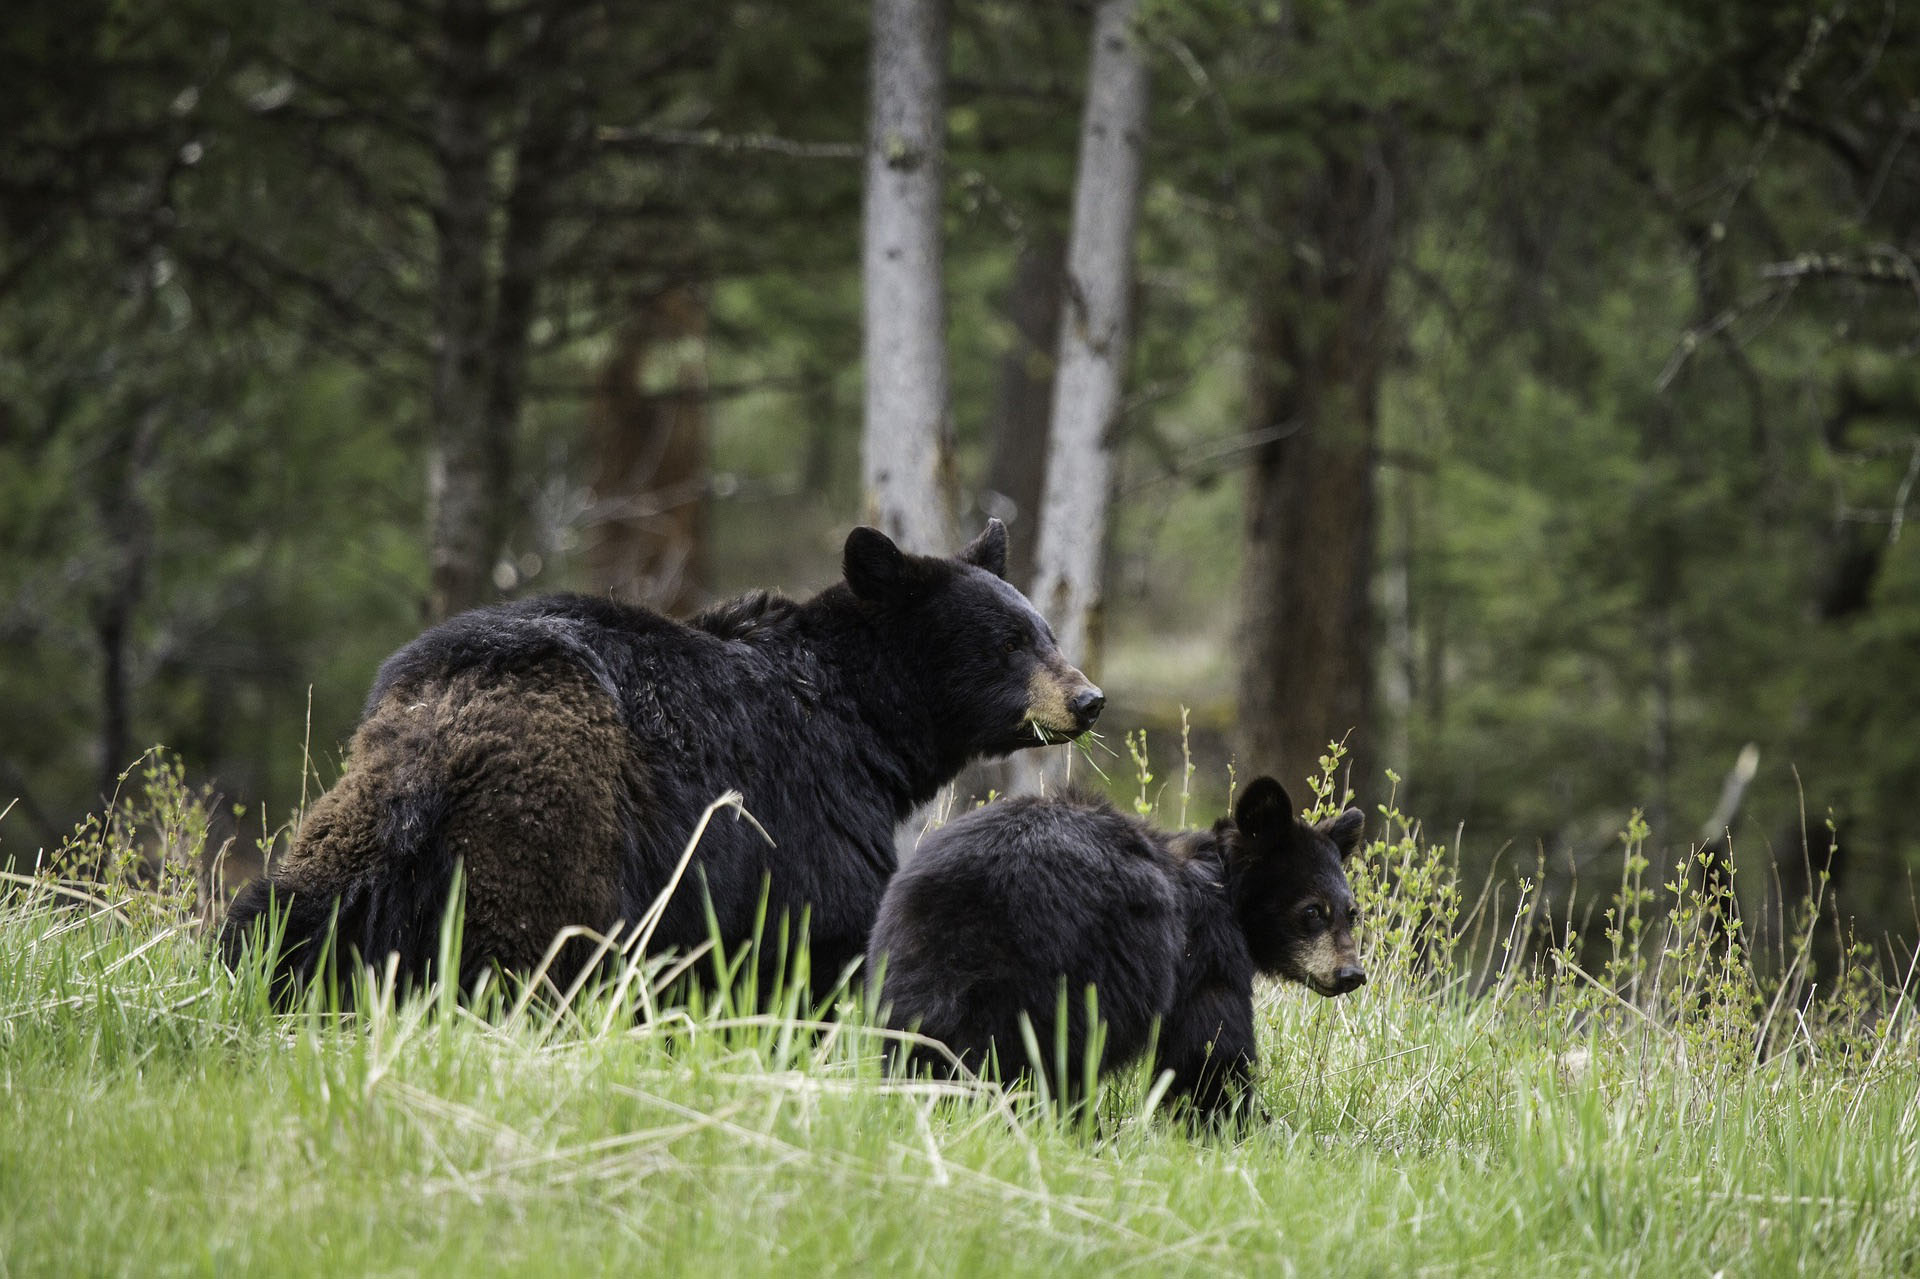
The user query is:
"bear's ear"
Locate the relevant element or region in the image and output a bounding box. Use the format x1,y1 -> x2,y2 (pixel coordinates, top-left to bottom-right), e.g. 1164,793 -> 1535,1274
1233,776 -> 1294,845
1317,808 -> 1365,860
844,526 -> 911,601
958,518 -> 1009,579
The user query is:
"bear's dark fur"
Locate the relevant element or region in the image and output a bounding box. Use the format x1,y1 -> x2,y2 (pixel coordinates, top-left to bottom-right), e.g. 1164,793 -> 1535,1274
220,521 -> 1104,1000
867,778 -> 1365,1120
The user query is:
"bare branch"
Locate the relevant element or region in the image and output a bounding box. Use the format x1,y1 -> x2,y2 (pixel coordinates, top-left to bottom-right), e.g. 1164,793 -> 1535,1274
1711,6 -> 1848,230
1654,282 -> 1792,392
595,124 -> 861,161
1758,248 -> 1920,293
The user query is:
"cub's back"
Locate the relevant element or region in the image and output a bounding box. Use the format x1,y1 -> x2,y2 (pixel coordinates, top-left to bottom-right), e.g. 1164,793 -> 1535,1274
868,794 -> 1185,1072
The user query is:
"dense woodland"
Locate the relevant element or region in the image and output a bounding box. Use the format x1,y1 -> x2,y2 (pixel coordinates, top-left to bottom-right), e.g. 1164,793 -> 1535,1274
3,0 -> 1918,959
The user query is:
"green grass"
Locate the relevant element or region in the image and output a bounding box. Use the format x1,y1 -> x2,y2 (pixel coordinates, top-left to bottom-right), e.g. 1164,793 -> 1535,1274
2,751 -> 1916,1277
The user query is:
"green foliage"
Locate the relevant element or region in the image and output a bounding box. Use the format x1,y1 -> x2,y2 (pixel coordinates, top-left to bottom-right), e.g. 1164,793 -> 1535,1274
1354,0 -> 1920,947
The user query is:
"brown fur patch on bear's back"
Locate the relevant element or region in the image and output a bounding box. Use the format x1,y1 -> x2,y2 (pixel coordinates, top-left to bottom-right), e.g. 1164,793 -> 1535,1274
275,659 -> 644,974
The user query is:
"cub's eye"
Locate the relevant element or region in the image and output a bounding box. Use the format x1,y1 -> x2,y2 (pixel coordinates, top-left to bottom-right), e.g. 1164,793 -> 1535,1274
1300,904 -> 1325,929
1347,906 -> 1361,927
1001,637 -> 1023,657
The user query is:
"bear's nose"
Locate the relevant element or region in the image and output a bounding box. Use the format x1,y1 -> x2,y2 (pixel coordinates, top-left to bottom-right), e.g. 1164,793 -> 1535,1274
1330,966 -> 1367,995
1068,686 -> 1105,730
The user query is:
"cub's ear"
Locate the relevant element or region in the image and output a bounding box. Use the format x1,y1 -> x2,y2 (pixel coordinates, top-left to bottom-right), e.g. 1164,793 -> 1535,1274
958,518 -> 1009,579
1317,808 -> 1365,859
844,526 -> 909,601
1233,776 -> 1294,844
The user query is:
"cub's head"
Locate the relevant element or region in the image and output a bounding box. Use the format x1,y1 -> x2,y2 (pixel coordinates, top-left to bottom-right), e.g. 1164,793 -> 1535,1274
1227,776 -> 1367,997
842,520 -> 1103,758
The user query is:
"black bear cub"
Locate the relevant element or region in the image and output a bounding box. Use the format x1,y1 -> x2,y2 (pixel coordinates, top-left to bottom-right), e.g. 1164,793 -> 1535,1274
867,778 -> 1366,1120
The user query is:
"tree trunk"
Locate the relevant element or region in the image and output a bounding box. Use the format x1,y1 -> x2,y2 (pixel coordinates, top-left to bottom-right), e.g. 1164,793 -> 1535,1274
862,0 -> 953,553
427,0 -> 506,622
801,359 -> 844,500
1638,403 -> 1680,857
1764,385 -> 1906,942
1238,143 -> 1400,797
584,285 -> 710,614
1029,0 -> 1150,667
478,66 -> 569,582
982,232 -> 1065,589
1381,457 -> 1419,773
955,238 -> 1065,804
90,407 -> 158,811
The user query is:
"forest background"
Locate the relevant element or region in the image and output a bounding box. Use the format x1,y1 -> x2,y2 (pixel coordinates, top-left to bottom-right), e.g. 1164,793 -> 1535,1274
3,0 -> 1918,964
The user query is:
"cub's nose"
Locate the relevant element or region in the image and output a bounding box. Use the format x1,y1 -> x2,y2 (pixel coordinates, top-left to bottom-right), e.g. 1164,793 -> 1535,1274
1330,966 -> 1367,995
1068,686 -> 1105,731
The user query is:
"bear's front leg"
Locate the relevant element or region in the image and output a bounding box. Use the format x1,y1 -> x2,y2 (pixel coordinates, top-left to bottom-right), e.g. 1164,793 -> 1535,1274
1153,982 -> 1261,1128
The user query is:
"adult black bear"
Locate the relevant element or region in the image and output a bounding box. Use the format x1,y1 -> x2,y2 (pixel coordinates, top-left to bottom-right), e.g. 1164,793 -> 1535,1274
220,521 -> 1103,999
867,778 -> 1365,1120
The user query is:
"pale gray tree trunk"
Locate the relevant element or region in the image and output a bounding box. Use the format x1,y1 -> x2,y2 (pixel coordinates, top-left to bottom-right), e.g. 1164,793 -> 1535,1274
1005,0 -> 1149,798
862,0 -> 954,553
1028,0 -> 1150,667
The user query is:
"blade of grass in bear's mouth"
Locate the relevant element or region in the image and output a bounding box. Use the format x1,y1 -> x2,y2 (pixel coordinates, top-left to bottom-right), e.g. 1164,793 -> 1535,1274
1076,728 -> 1117,759
1070,731 -> 1112,782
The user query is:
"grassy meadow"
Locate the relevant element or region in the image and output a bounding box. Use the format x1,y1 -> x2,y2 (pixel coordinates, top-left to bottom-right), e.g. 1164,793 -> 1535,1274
1,751 -> 1916,1277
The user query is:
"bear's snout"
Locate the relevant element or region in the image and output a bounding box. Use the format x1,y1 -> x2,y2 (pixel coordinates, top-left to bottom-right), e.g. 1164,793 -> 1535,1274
1025,664 -> 1104,739
1329,964 -> 1367,995
1068,686 -> 1105,732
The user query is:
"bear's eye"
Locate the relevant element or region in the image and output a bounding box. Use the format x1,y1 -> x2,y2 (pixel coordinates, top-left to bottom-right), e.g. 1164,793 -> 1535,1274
1300,904 -> 1325,929
1001,637 -> 1023,657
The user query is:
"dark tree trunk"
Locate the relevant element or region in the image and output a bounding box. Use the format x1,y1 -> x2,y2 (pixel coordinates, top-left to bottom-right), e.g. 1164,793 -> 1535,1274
957,236 -> 1061,804
427,0 -> 505,622
1237,143 -> 1400,798
90,408 -> 158,810
97,610 -> 130,807
1637,401 -> 1681,855
0,759 -> 61,850
424,0 -> 588,622
479,64 -> 569,571
982,232 -> 1064,588
1764,388 -> 1904,936
584,285 -> 710,614
801,359 -> 844,499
